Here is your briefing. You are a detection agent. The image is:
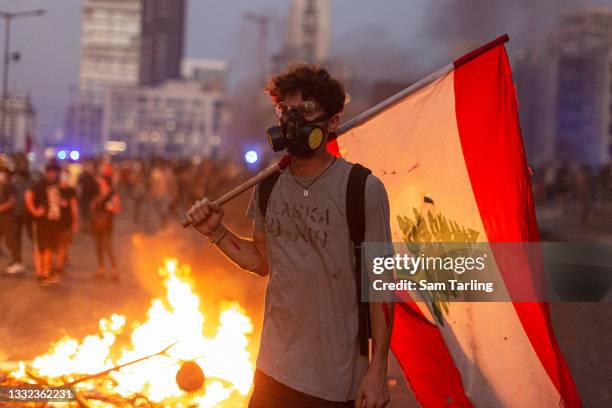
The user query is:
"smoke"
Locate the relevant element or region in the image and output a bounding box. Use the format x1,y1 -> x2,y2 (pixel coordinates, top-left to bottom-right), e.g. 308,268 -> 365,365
422,0 -> 590,58
334,24 -> 422,82
333,0 -> 596,86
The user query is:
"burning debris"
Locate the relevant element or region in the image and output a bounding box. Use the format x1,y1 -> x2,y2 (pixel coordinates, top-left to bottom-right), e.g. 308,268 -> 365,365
1,259 -> 255,407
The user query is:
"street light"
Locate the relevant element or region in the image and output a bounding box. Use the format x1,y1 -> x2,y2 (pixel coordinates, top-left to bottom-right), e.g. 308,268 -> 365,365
0,9 -> 46,151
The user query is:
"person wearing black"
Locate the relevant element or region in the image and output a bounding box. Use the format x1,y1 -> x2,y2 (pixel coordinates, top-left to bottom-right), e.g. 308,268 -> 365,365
24,162 -> 63,286
77,161 -> 99,231
57,168 -> 79,275
11,154 -> 33,273
0,164 -> 25,274
186,64 -> 393,408
90,175 -> 121,280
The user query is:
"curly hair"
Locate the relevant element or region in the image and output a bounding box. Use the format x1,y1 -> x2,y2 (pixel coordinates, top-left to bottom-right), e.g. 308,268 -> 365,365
265,63 -> 346,115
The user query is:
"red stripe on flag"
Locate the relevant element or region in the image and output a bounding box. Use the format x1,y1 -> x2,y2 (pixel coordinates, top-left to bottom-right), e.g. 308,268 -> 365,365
453,43 -> 582,407
392,302 -> 474,407
326,138 -> 341,157
333,132 -> 472,406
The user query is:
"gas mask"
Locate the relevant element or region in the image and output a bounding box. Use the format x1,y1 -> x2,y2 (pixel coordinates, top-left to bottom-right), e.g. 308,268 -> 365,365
267,108 -> 333,158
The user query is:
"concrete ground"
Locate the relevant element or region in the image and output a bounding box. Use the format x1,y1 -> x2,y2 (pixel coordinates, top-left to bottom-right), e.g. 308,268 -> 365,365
0,193 -> 610,407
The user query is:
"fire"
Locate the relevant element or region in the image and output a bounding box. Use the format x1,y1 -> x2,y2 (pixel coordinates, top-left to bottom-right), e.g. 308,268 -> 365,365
9,258 -> 255,407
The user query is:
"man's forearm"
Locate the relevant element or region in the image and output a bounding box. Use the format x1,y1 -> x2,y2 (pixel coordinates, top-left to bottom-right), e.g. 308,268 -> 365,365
71,199 -> 79,225
0,197 -> 15,213
370,301 -> 394,371
210,225 -> 267,276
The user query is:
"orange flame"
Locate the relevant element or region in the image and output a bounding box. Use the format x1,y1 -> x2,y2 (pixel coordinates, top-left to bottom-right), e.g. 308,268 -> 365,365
11,258 -> 255,407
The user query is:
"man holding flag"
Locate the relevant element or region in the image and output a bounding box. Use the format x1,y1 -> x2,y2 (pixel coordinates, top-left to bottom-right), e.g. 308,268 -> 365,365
186,64 -> 394,408
328,34 -> 581,407
186,35 -> 582,408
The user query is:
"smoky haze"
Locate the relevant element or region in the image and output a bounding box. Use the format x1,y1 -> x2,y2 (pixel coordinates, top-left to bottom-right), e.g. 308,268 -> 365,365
0,0 -> 603,141
335,0 -> 596,84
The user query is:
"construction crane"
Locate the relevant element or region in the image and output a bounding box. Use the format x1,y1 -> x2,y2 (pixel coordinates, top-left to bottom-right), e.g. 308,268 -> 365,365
244,12 -> 272,83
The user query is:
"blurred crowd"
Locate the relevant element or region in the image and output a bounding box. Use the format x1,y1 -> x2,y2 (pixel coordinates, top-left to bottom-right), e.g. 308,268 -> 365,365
5,151 -> 611,286
0,153 -> 255,286
532,163 -> 612,222
116,156 -> 252,232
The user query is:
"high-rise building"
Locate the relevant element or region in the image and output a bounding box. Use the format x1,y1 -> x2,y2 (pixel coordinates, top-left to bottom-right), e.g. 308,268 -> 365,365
512,49 -> 545,165
272,0 -> 331,72
551,6 -> 612,166
140,0 -> 185,86
101,80 -> 226,157
181,58 -> 229,92
285,0 -> 330,62
68,0 -> 185,154
79,0 -> 142,101
0,94 -> 36,152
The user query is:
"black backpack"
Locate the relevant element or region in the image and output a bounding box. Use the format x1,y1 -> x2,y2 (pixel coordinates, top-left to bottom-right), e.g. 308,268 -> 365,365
258,163 -> 372,356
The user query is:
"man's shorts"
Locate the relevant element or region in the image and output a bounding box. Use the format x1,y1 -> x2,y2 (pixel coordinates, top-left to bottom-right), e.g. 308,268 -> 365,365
57,226 -> 73,248
34,219 -> 61,251
248,369 -> 355,408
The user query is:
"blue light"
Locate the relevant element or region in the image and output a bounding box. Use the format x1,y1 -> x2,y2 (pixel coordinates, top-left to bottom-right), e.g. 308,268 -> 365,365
69,150 -> 80,161
57,150 -> 67,160
245,150 -> 258,164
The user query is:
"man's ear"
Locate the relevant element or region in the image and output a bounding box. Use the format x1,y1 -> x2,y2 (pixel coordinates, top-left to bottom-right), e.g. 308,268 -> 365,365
327,112 -> 341,133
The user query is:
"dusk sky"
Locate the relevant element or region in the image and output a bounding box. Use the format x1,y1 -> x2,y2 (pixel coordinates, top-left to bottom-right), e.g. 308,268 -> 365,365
0,0 -> 597,140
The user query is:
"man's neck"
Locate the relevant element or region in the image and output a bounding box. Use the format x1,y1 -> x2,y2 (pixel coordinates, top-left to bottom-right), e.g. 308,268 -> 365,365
289,151 -> 335,177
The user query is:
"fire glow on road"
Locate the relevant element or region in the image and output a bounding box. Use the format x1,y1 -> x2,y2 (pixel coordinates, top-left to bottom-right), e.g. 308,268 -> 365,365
9,259 -> 255,407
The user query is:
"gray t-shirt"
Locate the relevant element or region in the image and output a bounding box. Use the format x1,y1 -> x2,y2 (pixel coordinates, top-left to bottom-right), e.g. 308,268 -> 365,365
246,157 -> 392,401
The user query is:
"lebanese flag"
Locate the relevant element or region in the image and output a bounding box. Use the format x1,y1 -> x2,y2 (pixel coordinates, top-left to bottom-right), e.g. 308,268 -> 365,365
328,35 -> 581,407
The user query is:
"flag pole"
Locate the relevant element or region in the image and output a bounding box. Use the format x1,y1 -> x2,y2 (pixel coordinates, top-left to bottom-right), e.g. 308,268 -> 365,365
331,33 -> 509,138
182,34 -> 510,228
331,63 -> 453,138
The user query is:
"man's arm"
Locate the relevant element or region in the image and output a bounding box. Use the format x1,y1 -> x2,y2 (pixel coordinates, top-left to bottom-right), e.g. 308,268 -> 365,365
356,292 -> 394,408
186,197 -> 268,276
369,301 -> 394,380
70,195 -> 79,232
356,175 -> 394,408
24,189 -> 44,217
208,221 -> 268,276
0,195 -> 14,213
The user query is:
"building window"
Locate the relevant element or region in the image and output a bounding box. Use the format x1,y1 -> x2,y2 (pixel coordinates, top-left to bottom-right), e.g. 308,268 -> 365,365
166,98 -> 184,109
157,0 -> 170,19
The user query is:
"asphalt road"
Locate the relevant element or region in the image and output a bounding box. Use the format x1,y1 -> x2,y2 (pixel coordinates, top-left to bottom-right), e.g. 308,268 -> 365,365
0,194 -> 610,407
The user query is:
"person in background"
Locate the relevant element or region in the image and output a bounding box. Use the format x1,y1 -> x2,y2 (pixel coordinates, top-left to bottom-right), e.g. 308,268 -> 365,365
91,174 -> 121,280
131,161 -> 147,226
163,161 -> 178,222
11,154 -> 34,272
77,160 -> 98,231
0,164 -> 25,274
57,168 -> 79,275
25,161 -> 63,286
149,161 -> 170,230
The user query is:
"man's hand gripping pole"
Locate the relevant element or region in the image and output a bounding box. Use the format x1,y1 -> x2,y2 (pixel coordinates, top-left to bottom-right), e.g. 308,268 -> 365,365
181,154 -> 291,228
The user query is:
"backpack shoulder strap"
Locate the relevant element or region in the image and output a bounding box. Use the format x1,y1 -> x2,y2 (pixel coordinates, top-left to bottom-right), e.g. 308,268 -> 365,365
346,163 -> 372,356
346,163 -> 372,246
258,171 -> 281,218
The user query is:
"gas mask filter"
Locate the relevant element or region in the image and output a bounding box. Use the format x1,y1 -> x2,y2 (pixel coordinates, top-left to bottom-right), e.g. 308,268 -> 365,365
267,108 -> 332,157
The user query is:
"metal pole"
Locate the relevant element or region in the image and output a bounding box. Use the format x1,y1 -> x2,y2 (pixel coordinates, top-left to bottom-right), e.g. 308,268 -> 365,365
0,9 -> 45,151
0,16 -> 10,150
